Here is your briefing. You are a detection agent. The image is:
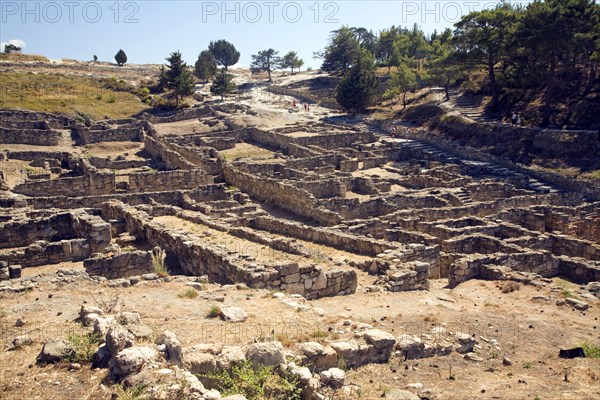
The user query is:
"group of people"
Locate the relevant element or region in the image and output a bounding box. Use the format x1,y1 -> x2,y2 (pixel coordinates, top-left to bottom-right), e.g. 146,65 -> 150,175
291,100 -> 310,111
511,112 -> 522,126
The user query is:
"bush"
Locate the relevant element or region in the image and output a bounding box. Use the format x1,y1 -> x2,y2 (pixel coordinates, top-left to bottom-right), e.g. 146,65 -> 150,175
179,287 -> 199,299
66,331 -> 102,363
501,281 -> 521,293
581,342 -> 600,359
200,361 -> 301,400
151,247 -> 167,277
207,306 -> 221,318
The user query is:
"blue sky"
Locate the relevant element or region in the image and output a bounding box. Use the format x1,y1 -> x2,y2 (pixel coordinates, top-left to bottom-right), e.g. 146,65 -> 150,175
1,1 -> 532,68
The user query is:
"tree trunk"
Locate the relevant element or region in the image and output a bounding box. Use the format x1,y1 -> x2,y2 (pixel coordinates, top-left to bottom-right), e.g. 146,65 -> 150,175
268,68 -> 272,82
402,92 -> 407,109
444,78 -> 450,101
488,50 -> 498,110
291,67 -> 294,75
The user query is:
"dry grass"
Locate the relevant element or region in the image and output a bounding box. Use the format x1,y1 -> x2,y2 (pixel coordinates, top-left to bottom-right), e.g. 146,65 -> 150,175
0,72 -> 149,119
501,281 -> 521,293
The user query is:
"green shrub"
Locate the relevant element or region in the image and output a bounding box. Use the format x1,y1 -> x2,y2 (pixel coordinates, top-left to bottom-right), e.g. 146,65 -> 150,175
200,361 -> 301,400
207,306 -> 222,318
66,331 -> 102,363
581,342 -> 600,359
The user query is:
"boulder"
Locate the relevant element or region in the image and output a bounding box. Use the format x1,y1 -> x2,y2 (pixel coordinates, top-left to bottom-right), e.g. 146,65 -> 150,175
79,304 -> 103,326
185,351 -> 217,374
106,324 -> 135,356
12,335 -> 33,348
455,332 -> 477,354
37,339 -> 74,364
92,344 -> 111,369
156,330 -> 183,366
565,298 -> 590,311
219,307 -> 248,323
216,346 -> 246,370
93,316 -> 117,337
246,341 -> 285,369
320,368 -> 345,389
397,336 -> 425,359
111,346 -> 158,380
363,329 -> 396,350
301,342 -> 337,371
117,312 -> 141,325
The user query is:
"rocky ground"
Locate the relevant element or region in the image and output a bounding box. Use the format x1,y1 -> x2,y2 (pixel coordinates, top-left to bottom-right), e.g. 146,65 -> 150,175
1,62 -> 599,400
1,261 -> 599,400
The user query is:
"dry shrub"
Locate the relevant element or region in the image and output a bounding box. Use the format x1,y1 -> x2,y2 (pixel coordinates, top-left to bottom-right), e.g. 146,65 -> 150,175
501,281 -> 521,293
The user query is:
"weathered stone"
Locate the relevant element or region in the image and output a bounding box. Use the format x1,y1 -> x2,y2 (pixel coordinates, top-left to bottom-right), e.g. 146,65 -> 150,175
111,346 -> 158,380
12,335 -> 33,348
219,307 -> 248,322
217,346 -> 246,370
320,368 -> 345,389
565,298 -> 590,311
246,341 -> 285,369
106,324 -> 135,356
37,339 -> 75,364
185,351 -> 217,374
155,330 -> 183,366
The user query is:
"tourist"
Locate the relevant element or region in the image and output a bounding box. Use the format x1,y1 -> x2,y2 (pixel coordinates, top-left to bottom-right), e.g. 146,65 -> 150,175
511,112 -> 517,125
391,126 -> 397,138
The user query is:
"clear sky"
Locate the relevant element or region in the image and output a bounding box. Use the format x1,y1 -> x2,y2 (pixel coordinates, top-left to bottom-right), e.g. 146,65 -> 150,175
1,1 -> 532,68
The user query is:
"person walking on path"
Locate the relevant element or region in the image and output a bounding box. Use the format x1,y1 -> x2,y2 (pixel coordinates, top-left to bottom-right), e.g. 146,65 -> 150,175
511,112 -> 517,125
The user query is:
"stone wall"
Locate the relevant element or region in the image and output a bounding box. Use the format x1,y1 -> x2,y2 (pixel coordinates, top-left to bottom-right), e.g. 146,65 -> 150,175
77,122 -> 145,144
84,251 -> 153,279
101,201 -> 357,299
248,216 -> 393,257
71,210 -> 112,253
12,160 -> 116,197
223,163 -> 341,226
0,109 -> 73,129
0,238 -> 91,268
0,213 -> 73,249
128,169 -> 212,192
0,127 -> 61,146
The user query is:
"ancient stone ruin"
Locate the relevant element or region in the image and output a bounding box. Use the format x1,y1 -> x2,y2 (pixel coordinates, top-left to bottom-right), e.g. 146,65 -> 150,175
1,104 -> 599,399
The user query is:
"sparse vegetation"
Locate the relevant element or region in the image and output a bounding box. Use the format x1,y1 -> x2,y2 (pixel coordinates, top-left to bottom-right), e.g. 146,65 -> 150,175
501,281 -> 521,293
200,361 -> 302,400
207,305 -> 222,318
179,287 -> 199,299
114,384 -> 145,400
66,330 -> 102,363
89,290 -> 120,314
151,247 -> 168,277
581,342 -> 600,359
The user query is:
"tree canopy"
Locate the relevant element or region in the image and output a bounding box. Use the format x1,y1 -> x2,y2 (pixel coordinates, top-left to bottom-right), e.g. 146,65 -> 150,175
195,50 -> 217,83
114,49 -> 127,66
335,50 -> 379,113
161,51 -> 195,108
250,48 -> 281,82
280,51 -> 304,75
208,40 -> 240,70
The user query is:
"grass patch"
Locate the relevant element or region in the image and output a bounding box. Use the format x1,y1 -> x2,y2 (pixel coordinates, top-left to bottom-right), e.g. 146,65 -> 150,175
178,287 -> 199,299
0,72 -> 149,119
66,331 -> 102,363
580,170 -> 600,180
114,384 -> 145,400
501,281 -> 521,293
207,306 -> 222,318
581,342 -> 600,359
200,361 -> 301,400
151,247 -> 168,277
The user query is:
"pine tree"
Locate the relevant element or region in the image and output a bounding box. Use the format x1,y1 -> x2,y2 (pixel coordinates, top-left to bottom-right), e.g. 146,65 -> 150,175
210,70 -> 236,100
281,51 -> 304,75
114,49 -> 127,66
250,49 -> 281,82
335,51 -> 379,113
195,50 -> 217,83
208,40 -> 240,70
163,51 -> 195,108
